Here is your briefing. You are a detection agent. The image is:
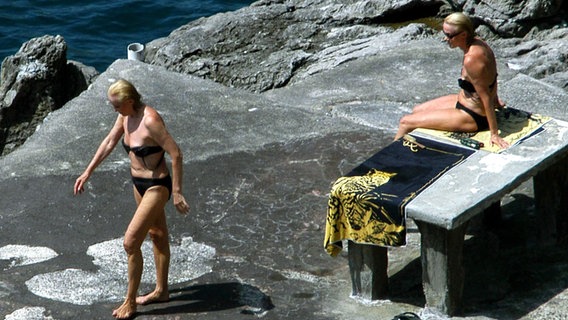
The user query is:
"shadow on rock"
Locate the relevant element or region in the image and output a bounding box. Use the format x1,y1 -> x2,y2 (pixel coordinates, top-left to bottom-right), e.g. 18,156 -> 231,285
139,282 -> 274,316
460,192 -> 568,318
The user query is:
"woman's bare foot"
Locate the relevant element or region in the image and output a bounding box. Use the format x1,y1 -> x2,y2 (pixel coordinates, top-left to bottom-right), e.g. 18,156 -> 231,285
136,289 -> 170,305
112,299 -> 136,319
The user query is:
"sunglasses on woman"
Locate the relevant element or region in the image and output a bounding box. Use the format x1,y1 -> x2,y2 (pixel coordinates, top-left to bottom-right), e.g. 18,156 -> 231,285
443,31 -> 463,39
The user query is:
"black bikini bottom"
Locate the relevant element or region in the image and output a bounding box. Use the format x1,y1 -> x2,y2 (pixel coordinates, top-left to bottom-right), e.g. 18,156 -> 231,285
456,101 -> 489,131
132,175 -> 172,199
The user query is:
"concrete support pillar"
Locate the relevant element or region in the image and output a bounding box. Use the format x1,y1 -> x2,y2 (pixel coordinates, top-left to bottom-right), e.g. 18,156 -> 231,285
534,154 -> 568,245
415,221 -> 468,316
347,241 -> 388,300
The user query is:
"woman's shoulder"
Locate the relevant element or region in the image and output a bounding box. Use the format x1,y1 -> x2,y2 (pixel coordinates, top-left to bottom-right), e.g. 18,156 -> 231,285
142,106 -> 166,129
472,38 -> 495,55
465,42 -> 493,65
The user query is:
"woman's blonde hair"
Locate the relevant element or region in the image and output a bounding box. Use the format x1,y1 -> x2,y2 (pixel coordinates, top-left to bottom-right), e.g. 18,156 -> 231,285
444,12 -> 475,44
108,79 -> 143,110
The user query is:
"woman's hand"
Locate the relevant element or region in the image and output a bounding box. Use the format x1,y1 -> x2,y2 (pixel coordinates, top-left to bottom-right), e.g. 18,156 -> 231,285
491,133 -> 510,149
74,172 -> 90,195
173,192 -> 190,214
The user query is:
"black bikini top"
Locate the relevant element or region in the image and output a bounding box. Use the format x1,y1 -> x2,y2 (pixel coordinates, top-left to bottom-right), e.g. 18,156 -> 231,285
122,138 -> 165,169
458,74 -> 497,94
122,139 -> 164,157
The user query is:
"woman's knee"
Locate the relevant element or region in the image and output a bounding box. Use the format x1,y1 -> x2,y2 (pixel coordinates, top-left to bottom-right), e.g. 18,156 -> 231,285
148,227 -> 168,243
123,236 -> 142,256
398,114 -> 414,129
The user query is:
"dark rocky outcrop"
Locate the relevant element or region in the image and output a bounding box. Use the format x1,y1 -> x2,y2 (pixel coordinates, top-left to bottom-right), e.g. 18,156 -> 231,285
0,35 -> 99,155
460,0 -> 567,37
494,28 -> 568,90
144,0 -> 445,93
145,0 -> 568,94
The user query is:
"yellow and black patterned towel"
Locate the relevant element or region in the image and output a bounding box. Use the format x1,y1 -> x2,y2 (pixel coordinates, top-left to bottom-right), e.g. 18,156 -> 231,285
324,136 -> 474,256
415,107 -> 551,153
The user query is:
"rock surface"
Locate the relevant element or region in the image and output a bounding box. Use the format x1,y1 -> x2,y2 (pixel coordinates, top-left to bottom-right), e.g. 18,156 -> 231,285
461,0 -> 566,37
1,36 -> 568,319
2,1 -> 568,320
495,29 -> 568,90
1,1 -> 566,156
0,35 -> 98,155
145,0 -> 568,93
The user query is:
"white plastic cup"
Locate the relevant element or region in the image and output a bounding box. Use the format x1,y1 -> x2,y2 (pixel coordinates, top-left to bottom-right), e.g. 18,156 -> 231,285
127,43 -> 144,61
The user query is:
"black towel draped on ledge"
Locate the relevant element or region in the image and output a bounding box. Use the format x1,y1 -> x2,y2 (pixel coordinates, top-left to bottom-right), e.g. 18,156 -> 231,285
324,136 -> 475,256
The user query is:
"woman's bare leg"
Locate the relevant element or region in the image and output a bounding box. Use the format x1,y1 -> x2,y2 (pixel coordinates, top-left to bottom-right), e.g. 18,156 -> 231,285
136,197 -> 171,305
394,94 -> 476,140
112,186 -> 169,319
411,94 -> 458,113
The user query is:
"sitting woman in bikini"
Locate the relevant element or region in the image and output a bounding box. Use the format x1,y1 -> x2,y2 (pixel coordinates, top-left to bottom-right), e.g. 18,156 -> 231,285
394,12 -> 509,149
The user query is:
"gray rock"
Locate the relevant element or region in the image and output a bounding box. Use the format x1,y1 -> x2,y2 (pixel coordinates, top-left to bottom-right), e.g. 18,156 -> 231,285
145,0 -> 568,96
0,35 -> 99,155
494,27 -> 568,89
145,0 -> 443,93
462,0 -> 566,37
1,1 -> 566,161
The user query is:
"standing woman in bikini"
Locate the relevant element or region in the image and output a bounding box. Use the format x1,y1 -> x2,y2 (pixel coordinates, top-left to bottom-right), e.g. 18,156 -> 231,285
394,12 -> 509,149
74,79 -> 190,319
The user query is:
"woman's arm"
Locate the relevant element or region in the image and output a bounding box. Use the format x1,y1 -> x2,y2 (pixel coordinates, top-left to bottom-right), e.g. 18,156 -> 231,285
74,115 -> 125,195
145,110 -> 190,214
464,54 -> 509,149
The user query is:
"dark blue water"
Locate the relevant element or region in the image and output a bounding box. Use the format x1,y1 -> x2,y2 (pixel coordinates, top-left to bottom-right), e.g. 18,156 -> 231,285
0,0 -> 255,72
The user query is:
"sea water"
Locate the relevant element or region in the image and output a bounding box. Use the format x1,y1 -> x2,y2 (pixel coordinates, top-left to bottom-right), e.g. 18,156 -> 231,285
0,0 -> 255,72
